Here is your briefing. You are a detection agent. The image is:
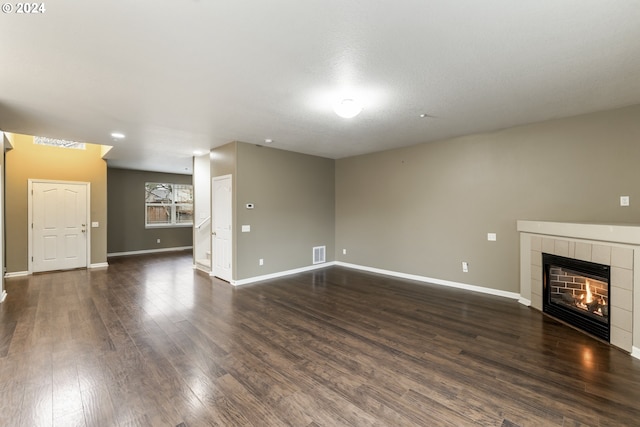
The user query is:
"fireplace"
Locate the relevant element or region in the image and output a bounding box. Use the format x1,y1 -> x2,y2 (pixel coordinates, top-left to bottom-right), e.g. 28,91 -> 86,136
543,253 -> 610,342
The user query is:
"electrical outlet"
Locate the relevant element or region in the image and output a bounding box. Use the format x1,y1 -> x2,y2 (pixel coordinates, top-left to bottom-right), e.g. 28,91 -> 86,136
487,233 -> 497,241
620,196 -> 630,206
156,238 -> 161,243
259,259 -> 264,266
462,261 -> 469,273
342,249 -> 347,255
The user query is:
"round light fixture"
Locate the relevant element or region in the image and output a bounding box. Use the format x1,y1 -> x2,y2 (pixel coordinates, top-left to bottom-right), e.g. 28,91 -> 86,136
334,99 -> 362,118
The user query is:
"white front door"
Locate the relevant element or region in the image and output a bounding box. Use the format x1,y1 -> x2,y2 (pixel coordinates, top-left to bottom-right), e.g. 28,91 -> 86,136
212,175 -> 232,282
31,181 -> 89,272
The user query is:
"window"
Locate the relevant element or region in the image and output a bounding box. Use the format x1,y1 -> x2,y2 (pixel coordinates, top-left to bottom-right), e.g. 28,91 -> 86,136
145,182 -> 193,227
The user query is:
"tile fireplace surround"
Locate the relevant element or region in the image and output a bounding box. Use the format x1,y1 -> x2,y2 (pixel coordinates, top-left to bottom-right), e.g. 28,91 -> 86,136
518,221 -> 640,359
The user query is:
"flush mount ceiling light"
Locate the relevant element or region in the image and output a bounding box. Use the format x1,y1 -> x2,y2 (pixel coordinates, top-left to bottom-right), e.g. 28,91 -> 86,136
334,98 -> 362,118
110,132 -> 125,140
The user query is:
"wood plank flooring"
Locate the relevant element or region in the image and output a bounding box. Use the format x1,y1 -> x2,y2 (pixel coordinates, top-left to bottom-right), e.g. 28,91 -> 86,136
1,251 -> 639,426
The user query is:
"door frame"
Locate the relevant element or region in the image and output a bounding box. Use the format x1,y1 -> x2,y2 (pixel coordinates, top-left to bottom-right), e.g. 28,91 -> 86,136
211,174 -> 233,282
28,179 -> 91,274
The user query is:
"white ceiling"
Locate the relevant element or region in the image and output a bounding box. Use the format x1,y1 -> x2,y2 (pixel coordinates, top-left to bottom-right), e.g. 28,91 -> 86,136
2,1 -> 640,174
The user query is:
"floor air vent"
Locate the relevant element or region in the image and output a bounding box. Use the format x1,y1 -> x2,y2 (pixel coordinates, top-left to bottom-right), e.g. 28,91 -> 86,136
313,246 -> 326,264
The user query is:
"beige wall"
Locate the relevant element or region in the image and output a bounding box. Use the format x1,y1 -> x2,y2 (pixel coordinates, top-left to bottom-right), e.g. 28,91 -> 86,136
107,168 -> 193,254
211,142 -> 335,281
236,143 -> 335,279
336,104 -> 640,293
5,133 -> 107,272
211,142 -> 238,277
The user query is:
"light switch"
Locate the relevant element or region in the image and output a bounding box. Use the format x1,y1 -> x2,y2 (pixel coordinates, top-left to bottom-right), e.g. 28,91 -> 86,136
487,233 -> 497,241
620,196 -> 630,206
241,225 -> 251,232
91,221 -> 99,228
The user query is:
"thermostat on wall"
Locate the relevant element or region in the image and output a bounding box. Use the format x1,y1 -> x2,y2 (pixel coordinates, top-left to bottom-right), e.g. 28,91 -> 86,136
246,203 -> 254,209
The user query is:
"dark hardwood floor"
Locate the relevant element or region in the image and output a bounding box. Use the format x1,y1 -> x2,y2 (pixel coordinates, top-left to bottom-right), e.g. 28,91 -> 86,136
1,251 -> 639,426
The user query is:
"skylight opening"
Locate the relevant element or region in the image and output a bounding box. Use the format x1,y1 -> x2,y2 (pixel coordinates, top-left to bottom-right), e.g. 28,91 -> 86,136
34,136 -> 86,150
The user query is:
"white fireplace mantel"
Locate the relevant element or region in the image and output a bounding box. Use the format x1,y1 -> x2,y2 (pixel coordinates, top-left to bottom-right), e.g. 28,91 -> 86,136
518,221 -> 640,245
517,220 -> 640,359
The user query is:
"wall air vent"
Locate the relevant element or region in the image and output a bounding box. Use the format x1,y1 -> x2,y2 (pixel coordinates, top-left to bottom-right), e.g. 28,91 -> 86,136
312,246 -> 326,264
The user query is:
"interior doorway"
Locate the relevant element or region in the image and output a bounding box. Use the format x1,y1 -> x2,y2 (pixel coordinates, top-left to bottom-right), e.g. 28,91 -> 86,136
212,174 -> 232,282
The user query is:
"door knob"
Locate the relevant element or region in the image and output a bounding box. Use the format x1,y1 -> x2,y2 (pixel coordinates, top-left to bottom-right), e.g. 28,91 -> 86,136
212,231 -> 217,236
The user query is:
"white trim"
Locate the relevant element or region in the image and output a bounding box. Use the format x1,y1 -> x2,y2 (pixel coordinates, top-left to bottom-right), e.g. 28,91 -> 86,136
231,261 -> 520,299
194,263 -> 211,274
518,297 -> 532,306
228,262 -> 336,286
145,223 -> 193,229
335,262 -> 521,300
107,246 -> 192,258
90,262 -> 109,269
0,291 -> 7,303
632,346 -> 640,360
517,220 -> 640,246
4,271 -> 29,278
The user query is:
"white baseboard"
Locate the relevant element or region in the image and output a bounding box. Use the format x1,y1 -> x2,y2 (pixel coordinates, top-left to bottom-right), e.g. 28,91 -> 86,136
4,271 -> 29,278
232,262 -> 337,286
232,260 -> 520,299
90,262 -> 109,269
335,261 -> 521,300
194,264 -> 211,274
518,297 -> 532,306
0,290 -> 6,303
632,346 -> 640,360
107,246 -> 192,258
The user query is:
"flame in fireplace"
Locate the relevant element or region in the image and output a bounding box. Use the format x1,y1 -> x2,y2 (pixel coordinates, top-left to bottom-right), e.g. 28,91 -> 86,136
585,280 -> 593,304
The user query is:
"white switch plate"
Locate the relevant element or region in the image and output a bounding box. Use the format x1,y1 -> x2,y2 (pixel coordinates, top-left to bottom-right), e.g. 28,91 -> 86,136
342,249 -> 347,255
462,261 -> 469,272
259,258 -> 264,265
91,221 -> 99,228
620,196 -> 630,206
241,225 -> 251,232
487,233 -> 497,241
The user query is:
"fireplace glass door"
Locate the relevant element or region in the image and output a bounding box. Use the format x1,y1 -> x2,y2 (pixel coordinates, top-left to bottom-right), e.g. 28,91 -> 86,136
543,253 -> 610,341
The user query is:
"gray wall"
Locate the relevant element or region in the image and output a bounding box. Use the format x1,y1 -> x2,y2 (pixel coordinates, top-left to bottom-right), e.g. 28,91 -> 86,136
211,142 -> 238,277
107,168 -> 193,254
212,142 -> 335,281
336,104 -> 640,293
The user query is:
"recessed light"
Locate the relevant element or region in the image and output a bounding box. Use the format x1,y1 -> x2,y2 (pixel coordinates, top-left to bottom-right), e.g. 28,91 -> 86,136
334,99 -> 362,118
110,132 -> 125,139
